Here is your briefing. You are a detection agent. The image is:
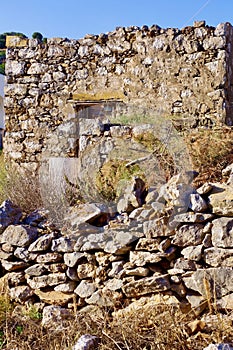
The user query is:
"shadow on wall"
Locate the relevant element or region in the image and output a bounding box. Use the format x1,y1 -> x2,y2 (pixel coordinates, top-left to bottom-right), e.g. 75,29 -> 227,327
0,74 -> 5,149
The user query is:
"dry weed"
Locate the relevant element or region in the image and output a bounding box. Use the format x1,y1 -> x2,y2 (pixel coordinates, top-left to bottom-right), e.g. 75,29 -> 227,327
0,155 -> 42,213
184,126 -> 233,186
0,299 -> 232,350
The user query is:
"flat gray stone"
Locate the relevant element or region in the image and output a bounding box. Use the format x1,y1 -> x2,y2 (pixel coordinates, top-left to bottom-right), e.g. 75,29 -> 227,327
172,212 -> 213,224
122,275 -> 170,297
189,193 -> 208,212
183,268 -> 233,298
203,248 -> 233,267
74,280 -> 96,298
181,245 -> 203,261
172,224 -> 205,247
64,252 -> 86,267
9,285 -> 34,302
36,252 -> 62,263
143,217 -> 174,237
1,225 -> 38,247
208,183 -> 233,216
77,229 -> 143,254
1,260 -> 29,271
25,264 -> 47,276
27,273 -> 67,289
28,233 -> 55,252
211,217 -> 233,248
51,237 -> 76,252
129,251 -> 161,266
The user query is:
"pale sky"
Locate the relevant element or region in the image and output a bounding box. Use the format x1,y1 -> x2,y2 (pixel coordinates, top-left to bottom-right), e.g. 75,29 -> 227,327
0,0 -> 232,40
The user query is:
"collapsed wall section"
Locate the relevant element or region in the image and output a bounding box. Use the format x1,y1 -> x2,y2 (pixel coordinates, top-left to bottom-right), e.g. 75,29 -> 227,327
3,21 -> 233,168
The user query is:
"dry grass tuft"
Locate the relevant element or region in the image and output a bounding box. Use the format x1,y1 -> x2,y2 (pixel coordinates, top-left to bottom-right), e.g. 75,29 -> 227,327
0,154 -> 43,213
184,126 -> 233,186
0,298 -> 232,350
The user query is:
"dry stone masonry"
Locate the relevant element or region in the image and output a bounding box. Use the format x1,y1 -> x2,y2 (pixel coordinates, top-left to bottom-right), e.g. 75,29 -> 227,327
3,21 -> 233,169
0,165 -> 233,319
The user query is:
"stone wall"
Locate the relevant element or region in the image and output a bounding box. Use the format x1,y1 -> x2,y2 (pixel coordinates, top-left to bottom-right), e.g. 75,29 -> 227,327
0,168 -> 233,316
3,21 -> 233,168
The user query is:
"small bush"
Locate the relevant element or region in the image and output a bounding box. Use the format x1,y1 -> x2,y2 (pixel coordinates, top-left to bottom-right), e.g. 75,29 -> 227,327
184,126 -> 233,186
0,155 -> 42,212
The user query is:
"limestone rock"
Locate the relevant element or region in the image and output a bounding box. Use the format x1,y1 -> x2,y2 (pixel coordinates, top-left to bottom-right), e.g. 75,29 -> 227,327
36,290 -> 74,306
181,245 -> 203,261
1,260 -> 29,272
78,229 -> 143,254
51,237 -> 76,252
25,264 -> 47,276
128,207 -> 144,220
0,200 -> 22,233
124,266 -> 150,277
217,293 -> 233,310
117,177 -> 147,213
74,280 -> 96,298
6,272 -> 25,286
72,334 -> 100,350
27,273 -> 67,289
122,275 -> 170,297
103,278 -> 123,291
211,217 -> 233,248
1,225 -> 38,247
42,305 -> 73,328
208,183 -> 233,216
28,233 -> 55,252
36,252 -> 63,263
64,252 -> 86,267
54,281 -> 77,293
79,118 -> 104,136
189,193 -> 208,212
174,258 -> 197,270
64,203 -> 109,228
183,268 -> 233,298
186,294 -> 208,315
77,263 -> 96,279
129,251 -> 161,266
43,263 -> 66,273
172,224 -> 205,247
108,261 -> 124,277
143,217 -> 174,237
14,246 -> 37,262
135,237 -> 161,251
203,248 -> 233,267
157,174 -> 193,210
196,182 -> 213,195
172,212 -> 213,224
0,248 -> 13,260
203,345 -> 233,350
9,285 -> 34,302
85,289 -> 122,306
